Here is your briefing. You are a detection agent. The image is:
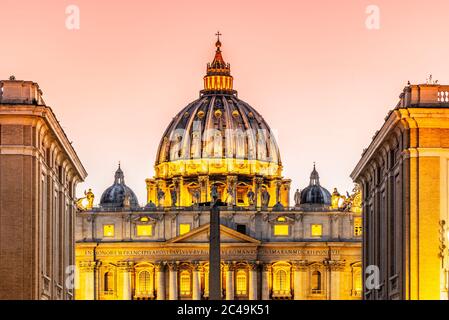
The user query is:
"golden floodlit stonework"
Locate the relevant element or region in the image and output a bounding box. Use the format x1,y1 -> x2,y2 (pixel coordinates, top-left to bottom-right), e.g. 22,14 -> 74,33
75,37 -> 362,300
351,82 -> 449,300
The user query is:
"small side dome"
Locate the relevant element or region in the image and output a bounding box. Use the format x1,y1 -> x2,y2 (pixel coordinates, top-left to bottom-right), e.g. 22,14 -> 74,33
300,164 -> 331,205
100,164 -> 139,209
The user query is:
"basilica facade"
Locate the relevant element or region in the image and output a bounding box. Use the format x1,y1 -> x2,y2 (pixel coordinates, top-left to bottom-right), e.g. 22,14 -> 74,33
75,36 -> 362,300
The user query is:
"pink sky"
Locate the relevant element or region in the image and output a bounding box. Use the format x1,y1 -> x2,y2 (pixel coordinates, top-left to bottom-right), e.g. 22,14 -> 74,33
2,0 -> 449,204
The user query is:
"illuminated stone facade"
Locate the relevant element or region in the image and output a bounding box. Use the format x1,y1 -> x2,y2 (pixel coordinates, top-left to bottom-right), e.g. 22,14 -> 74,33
75,180 -> 362,300
75,37 -> 362,300
351,83 -> 449,300
0,77 -> 87,299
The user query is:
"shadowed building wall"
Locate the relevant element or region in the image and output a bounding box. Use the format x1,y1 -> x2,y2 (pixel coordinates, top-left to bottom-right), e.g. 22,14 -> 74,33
0,77 -> 87,299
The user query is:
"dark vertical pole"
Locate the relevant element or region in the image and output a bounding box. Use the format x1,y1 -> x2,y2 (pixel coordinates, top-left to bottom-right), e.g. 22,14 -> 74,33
209,203 -> 221,300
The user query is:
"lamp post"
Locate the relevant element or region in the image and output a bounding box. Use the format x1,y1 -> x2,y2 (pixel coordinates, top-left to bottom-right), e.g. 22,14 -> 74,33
209,185 -> 221,300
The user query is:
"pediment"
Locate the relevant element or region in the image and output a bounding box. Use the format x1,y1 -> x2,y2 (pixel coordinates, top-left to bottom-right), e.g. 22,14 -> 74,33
167,224 -> 260,244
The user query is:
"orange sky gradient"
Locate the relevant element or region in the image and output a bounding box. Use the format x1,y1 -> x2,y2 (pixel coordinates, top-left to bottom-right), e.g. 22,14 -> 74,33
2,0 -> 449,204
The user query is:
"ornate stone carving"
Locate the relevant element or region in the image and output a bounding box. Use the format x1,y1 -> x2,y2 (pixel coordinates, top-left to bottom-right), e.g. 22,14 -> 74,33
192,261 -> 202,272
223,262 -> 235,272
155,262 -> 166,272
167,262 -> 179,271
79,261 -> 99,272
292,260 -> 308,272
262,263 -> 272,272
117,261 -> 134,271
325,259 -> 346,271
248,261 -> 258,271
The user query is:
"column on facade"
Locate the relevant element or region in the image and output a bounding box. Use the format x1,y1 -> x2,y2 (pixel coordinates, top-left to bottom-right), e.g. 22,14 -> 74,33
155,262 -> 166,300
173,177 -> 183,207
156,179 -> 166,207
192,262 -> 202,300
79,261 -> 98,300
117,261 -> 133,300
224,262 -> 235,300
275,179 -> 282,204
327,260 -> 345,300
330,214 -> 339,240
282,180 -> 291,207
261,263 -> 272,300
198,176 -> 209,203
254,177 -> 263,209
292,260 -> 308,300
168,263 -> 179,300
248,262 -> 258,300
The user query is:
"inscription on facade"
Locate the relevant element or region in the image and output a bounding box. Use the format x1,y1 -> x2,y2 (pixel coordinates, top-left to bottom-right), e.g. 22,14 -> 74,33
79,248 -> 339,257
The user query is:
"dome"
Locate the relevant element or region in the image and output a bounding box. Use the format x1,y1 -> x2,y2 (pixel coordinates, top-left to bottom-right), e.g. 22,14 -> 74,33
100,164 -> 139,209
300,164 -> 331,205
155,36 -> 282,179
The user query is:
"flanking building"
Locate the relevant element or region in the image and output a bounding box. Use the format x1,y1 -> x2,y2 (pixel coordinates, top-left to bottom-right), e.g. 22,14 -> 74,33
0,77 -> 87,299
351,82 -> 449,300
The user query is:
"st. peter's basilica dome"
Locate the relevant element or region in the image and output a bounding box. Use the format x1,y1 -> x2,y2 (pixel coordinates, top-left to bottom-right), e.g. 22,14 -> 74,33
146,34 -> 291,208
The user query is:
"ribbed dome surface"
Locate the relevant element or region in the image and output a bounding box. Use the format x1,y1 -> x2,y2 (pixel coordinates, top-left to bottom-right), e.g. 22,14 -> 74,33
155,94 -> 281,168
100,165 -> 139,208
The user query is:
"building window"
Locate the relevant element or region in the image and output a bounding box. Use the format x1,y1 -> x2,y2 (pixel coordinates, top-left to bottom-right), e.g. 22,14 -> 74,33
180,270 -> 191,296
137,225 -> 153,237
104,272 -> 114,292
311,271 -> 322,294
354,218 -> 362,236
235,270 -> 248,296
236,224 -> 247,235
138,271 -> 152,294
311,224 -> 322,237
103,225 -> 115,237
274,225 -> 289,236
179,224 -> 191,236
273,269 -> 289,295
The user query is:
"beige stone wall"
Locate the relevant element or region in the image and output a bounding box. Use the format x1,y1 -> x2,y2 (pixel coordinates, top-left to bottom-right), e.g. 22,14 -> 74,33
351,84 -> 449,300
0,95 -> 86,300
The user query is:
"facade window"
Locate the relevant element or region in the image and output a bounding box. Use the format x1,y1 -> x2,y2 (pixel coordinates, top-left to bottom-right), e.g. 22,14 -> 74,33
235,270 -> 247,296
273,269 -> 289,295
180,270 -> 191,296
274,224 -> 289,236
311,271 -> 322,293
354,218 -> 362,236
311,224 -> 322,237
179,224 -> 191,236
236,224 -> 247,235
103,225 -> 115,237
104,271 -> 114,292
138,270 -> 152,294
137,225 -> 153,237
